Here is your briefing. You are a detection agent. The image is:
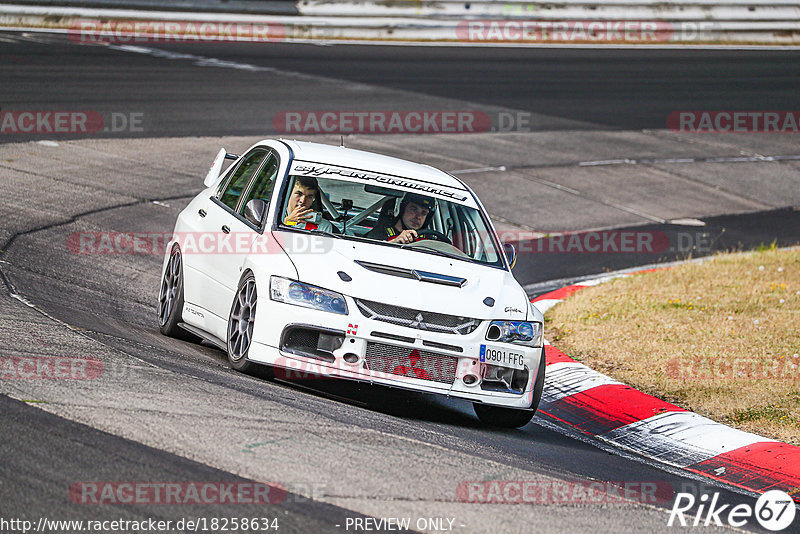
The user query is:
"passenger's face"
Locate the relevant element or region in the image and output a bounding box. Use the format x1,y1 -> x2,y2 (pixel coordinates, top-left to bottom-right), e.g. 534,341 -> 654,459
288,183 -> 317,212
401,202 -> 430,230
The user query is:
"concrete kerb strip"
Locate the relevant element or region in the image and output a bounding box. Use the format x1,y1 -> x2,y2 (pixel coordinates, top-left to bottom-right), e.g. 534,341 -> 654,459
531,259 -> 800,504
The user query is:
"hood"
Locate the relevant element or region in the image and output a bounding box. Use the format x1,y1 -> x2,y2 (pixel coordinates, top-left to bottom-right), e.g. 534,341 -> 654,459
274,233 -> 529,321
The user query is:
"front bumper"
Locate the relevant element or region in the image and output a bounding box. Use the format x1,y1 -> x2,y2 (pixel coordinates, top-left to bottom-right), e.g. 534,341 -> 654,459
247,298 -> 543,410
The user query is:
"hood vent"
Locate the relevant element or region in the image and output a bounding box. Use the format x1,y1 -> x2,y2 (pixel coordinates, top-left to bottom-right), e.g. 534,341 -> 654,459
355,260 -> 466,288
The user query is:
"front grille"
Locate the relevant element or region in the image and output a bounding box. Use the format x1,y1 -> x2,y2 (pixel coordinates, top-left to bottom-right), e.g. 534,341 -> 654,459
355,299 -> 481,335
363,342 -> 458,384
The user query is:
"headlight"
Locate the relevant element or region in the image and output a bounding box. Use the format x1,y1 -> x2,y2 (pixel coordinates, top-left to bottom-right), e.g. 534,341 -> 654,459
270,277 -> 348,315
486,320 -> 543,347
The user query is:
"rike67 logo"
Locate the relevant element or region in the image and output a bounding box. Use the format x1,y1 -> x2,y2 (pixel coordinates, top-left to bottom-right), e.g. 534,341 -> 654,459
668,490 -> 796,530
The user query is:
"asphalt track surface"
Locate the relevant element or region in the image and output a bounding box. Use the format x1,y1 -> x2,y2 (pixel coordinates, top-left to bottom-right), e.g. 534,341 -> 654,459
1,32 -> 799,533
2,35 -> 800,137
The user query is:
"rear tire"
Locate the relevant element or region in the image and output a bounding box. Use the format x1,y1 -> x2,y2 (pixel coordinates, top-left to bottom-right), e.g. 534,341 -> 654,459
158,246 -> 201,343
473,347 -> 546,428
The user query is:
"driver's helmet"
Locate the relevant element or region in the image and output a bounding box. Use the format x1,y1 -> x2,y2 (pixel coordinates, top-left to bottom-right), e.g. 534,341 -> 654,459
396,192 -> 436,229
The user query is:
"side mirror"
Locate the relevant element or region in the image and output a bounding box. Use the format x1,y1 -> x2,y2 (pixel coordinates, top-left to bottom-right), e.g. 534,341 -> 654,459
503,242 -> 517,270
203,148 -> 227,188
244,199 -> 269,228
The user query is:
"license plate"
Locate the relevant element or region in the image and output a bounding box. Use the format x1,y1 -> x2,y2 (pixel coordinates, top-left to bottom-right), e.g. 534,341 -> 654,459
479,344 -> 525,370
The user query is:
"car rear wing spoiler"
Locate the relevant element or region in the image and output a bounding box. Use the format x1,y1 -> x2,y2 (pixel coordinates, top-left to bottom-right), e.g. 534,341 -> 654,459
203,148 -> 240,188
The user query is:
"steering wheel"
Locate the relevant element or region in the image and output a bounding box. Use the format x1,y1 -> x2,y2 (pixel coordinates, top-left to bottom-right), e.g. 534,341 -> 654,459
415,229 -> 452,244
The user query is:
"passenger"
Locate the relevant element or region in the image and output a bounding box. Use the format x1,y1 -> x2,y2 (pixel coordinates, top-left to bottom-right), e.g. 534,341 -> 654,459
366,192 -> 436,244
283,176 -> 334,233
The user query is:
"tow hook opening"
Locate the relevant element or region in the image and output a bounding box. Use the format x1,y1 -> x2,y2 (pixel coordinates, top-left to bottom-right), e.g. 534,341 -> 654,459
463,374 -> 479,385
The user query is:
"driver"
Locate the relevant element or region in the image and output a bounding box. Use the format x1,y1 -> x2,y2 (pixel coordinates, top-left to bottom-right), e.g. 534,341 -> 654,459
366,192 -> 436,244
282,176 -> 334,233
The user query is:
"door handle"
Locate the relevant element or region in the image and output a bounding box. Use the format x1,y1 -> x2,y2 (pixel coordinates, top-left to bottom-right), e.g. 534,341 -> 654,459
198,209 -> 207,217
221,225 -> 231,234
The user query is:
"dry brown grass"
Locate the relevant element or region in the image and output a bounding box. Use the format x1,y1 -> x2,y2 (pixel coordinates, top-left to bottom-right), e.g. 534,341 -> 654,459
547,246 -> 800,444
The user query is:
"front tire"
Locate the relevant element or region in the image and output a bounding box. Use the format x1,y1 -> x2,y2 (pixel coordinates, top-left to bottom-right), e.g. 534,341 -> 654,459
473,347 -> 546,428
473,403 -> 535,428
226,272 -> 263,374
158,246 -> 201,342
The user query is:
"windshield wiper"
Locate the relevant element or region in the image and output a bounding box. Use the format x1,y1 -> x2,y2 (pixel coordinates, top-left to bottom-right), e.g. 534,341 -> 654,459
399,243 -> 475,263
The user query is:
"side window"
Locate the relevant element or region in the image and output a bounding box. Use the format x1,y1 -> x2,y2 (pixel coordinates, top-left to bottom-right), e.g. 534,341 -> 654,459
218,149 -> 267,210
240,153 -> 279,213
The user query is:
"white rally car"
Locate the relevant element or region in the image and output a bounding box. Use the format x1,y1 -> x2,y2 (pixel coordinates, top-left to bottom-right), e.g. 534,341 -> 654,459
158,140 -> 545,427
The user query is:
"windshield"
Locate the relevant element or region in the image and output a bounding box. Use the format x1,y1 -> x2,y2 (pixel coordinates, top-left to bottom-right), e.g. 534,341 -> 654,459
277,174 -> 504,268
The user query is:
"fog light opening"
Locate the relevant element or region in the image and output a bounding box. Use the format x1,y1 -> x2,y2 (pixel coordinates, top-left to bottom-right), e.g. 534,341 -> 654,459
343,353 -> 359,364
